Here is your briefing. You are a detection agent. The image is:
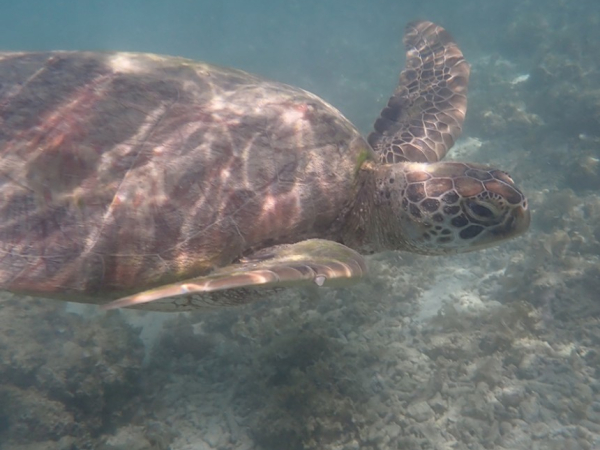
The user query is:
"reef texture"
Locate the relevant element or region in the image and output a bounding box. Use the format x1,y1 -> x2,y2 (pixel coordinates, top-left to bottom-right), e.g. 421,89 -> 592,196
0,299 -> 145,449
2,0 -> 600,449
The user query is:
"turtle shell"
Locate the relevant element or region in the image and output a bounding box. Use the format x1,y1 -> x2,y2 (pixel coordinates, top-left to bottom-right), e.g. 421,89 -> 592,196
0,51 -> 372,302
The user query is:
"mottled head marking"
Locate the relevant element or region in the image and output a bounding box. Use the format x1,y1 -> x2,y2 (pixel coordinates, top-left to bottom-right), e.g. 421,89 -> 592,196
379,162 -> 529,254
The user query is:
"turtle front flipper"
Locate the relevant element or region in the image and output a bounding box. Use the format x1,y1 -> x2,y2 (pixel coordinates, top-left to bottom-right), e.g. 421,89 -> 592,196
368,21 -> 470,163
101,239 -> 367,311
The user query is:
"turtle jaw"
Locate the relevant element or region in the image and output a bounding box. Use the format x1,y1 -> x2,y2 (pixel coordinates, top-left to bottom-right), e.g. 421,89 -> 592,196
484,200 -> 530,244
441,200 -> 531,254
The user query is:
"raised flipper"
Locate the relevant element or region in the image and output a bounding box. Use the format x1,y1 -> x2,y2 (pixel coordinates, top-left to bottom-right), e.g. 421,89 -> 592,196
368,20 -> 470,163
101,239 -> 367,312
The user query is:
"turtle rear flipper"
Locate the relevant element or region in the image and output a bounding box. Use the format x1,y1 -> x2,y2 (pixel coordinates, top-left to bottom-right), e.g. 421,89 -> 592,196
101,239 -> 367,311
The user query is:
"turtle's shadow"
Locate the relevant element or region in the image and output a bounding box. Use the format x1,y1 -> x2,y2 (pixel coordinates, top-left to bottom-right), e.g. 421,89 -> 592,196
142,289 -> 385,449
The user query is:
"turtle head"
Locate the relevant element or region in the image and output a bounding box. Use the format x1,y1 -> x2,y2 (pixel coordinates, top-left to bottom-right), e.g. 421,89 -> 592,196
375,161 -> 530,255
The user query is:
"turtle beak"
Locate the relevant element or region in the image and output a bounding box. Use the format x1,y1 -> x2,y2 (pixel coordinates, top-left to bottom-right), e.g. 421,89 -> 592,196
510,201 -> 531,238
464,201 -> 531,253
493,200 -> 530,241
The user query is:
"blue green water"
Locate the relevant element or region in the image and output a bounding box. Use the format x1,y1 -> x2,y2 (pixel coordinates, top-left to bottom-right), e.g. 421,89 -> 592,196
0,1 -> 529,133
1,1 -> 600,449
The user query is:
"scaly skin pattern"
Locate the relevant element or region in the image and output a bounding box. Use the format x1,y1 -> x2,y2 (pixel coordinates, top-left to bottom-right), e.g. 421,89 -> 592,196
341,161 -> 529,255
0,51 -> 371,300
368,21 -> 470,164
338,20 -> 529,255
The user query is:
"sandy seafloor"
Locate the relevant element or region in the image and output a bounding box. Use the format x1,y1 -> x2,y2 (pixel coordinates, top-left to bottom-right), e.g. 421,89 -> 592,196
1,1 -> 600,449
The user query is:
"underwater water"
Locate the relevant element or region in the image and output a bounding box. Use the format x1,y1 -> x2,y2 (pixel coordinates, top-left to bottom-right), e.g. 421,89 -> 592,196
1,0 -> 600,449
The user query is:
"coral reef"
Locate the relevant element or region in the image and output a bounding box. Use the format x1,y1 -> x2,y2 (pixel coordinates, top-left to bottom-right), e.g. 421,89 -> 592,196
2,0 -> 600,449
0,298 -> 144,450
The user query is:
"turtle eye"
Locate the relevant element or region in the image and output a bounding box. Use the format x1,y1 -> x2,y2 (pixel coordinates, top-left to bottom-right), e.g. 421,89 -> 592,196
466,200 -> 497,221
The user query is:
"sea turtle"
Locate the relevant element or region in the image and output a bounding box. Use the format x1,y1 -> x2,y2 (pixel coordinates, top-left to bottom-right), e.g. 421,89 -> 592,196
0,21 -> 529,312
